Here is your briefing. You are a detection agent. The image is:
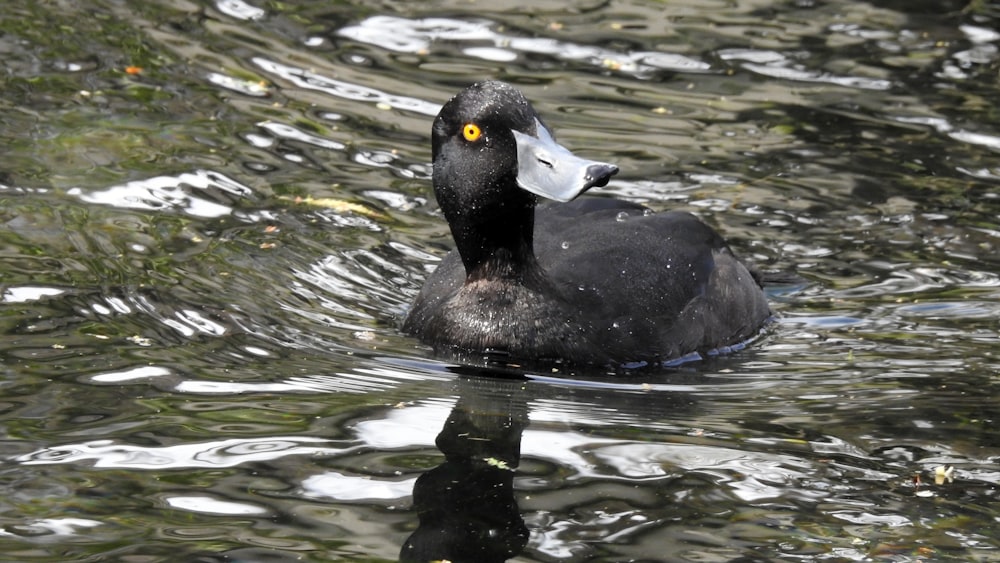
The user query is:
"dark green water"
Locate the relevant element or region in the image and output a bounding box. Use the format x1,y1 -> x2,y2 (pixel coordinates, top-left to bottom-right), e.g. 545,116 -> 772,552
2,1 -> 999,561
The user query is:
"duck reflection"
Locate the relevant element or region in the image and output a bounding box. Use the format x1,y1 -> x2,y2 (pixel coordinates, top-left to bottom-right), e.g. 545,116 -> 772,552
400,372 -> 530,563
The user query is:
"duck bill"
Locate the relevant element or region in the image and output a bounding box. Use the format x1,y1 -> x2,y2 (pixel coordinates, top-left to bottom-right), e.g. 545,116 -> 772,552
513,119 -> 618,202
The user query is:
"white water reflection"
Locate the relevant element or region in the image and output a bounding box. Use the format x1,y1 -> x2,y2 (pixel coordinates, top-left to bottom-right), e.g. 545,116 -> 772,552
895,115 -> 1000,151
719,48 -> 892,90
338,15 -> 711,75
215,0 -> 265,21
91,365 -> 173,383
207,72 -> 271,96
17,437 -> 345,469
302,471 -> 416,501
1,286 -> 66,303
0,518 -> 102,538
175,368 -> 450,395
166,495 -> 269,515
68,169 -> 254,219
253,57 -> 440,116
257,121 -> 346,150
352,402 -> 450,449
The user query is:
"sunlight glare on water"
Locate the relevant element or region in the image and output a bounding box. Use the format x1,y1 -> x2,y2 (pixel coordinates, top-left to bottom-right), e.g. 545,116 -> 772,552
0,0 -> 998,561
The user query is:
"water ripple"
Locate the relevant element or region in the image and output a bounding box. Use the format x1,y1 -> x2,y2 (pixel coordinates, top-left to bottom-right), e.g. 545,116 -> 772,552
252,57 -> 440,116
0,517 -> 102,538
215,0 -> 265,21
833,267 -> 1000,299
719,48 -> 892,90
165,495 -> 269,515
895,115 -> 1000,152
257,121 -> 346,150
67,169 -> 255,218
1,286 -> 66,303
17,437 -> 347,469
301,471 -> 416,502
338,15 -> 711,76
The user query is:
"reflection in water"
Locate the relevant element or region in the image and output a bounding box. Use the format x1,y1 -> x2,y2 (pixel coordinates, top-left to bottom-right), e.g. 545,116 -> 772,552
398,369 -> 716,561
17,436 -> 345,469
253,56 -> 441,116
67,169 -> 255,219
339,15 -> 711,75
718,48 -> 892,90
401,375 -> 530,562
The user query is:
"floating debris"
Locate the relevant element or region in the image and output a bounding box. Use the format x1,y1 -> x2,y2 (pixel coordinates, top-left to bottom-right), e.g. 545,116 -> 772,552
934,465 -> 955,485
279,195 -> 389,221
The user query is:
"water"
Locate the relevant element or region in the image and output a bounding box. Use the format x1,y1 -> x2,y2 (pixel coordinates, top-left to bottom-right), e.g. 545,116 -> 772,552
1,0 -> 999,561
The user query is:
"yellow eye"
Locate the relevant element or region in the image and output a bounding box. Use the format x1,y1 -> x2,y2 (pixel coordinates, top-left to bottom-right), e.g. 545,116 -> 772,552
462,123 -> 482,142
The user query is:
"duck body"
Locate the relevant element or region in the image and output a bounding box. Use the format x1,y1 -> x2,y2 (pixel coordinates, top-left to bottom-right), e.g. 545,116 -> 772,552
403,81 -> 770,369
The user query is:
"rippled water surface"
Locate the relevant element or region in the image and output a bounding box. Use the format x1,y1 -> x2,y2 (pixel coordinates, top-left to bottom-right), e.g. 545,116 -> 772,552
2,0 -> 999,561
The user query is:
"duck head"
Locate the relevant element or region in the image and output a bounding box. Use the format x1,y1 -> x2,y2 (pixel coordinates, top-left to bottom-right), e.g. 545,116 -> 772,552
430,81 -> 618,276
